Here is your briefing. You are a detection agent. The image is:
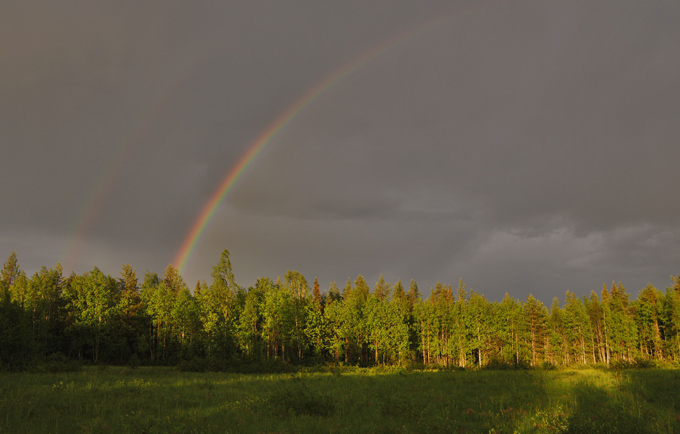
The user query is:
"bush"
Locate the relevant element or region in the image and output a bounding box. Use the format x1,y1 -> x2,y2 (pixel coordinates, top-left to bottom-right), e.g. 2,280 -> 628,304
609,358 -> 656,370
540,361 -> 559,370
484,358 -> 531,370
267,379 -> 335,417
176,356 -> 298,374
32,353 -> 82,373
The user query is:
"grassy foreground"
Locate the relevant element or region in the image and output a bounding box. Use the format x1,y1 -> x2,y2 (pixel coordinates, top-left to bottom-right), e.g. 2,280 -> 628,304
1,366 -> 679,434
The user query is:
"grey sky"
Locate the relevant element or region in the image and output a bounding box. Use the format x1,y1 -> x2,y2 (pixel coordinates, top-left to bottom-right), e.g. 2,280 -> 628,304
2,0 -> 679,302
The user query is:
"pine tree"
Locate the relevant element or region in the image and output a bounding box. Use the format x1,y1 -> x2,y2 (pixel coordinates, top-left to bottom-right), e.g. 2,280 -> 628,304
523,294 -> 548,366
393,278 -> 406,302
662,285 -> 680,359
343,277 -> 352,299
547,297 -> 565,365
468,290 -> 490,367
312,277 -> 323,307
453,280 -> 470,367
407,279 -> 420,308
327,281 -> 342,303
116,264 -> 146,363
354,275 -> 370,298
374,274 -> 391,301
635,283 -> 664,360
1,252 -> 20,289
586,291 -> 606,363
499,293 -> 524,365
562,291 -> 592,364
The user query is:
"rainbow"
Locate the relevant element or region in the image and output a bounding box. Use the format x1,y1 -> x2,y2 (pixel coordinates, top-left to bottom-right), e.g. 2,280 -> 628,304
174,3 -> 494,274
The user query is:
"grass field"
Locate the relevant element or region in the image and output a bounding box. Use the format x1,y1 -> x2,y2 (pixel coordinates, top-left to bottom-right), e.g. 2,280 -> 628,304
1,366 -> 679,434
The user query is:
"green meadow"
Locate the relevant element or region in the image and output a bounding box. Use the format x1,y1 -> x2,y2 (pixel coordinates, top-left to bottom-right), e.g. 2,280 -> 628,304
1,366 -> 679,434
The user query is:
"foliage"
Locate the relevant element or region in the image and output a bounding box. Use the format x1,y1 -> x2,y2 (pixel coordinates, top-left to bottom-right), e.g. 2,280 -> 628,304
2,250 -> 680,371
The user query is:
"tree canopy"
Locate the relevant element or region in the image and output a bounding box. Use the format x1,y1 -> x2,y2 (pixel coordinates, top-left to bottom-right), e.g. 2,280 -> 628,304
1,249 -> 679,370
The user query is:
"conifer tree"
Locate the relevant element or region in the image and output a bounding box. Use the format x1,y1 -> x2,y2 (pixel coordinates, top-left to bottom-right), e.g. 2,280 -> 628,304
635,283 -> 664,360
562,291 -> 592,364
374,273 -> 391,301
407,279 -> 420,308
586,291 -> 605,363
327,281 -> 342,303
1,252 -> 20,289
312,277 -> 323,307
523,294 -> 548,366
393,278 -> 405,302
354,275 -> 370,298
468,290 -> 490,367
663,284 -> 680,359
499,293 -> 524,364
343,277 -> 352,299
453,280 -> 470,367
547,297 -> 565,365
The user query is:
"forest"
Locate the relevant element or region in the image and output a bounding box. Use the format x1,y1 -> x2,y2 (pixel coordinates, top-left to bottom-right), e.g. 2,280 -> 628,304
1,249 -> 679,370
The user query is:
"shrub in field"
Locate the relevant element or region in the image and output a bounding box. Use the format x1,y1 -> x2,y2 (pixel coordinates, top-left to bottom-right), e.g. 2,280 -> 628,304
176,357 -> 210,372
266,378 -> 335,417
377,394 -> 422,419
484,358 -> 532,370
609,358 -> 657,370
540,361 -> 559,370
176,356 -> 298,373
31,353 -> 82,373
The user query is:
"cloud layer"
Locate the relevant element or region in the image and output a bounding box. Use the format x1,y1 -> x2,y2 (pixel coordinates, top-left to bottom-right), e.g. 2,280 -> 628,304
2,0 -> 679,301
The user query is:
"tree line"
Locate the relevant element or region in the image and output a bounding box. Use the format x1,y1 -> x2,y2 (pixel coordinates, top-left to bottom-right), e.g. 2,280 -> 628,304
1,249 -> 679,370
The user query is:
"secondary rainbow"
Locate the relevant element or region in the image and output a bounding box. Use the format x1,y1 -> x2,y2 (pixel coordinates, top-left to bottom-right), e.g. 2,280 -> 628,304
174,4 -> 492,274
62,46 -> 207,273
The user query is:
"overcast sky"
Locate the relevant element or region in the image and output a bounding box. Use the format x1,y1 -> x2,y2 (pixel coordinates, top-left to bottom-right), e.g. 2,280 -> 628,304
2,0 -> 679,302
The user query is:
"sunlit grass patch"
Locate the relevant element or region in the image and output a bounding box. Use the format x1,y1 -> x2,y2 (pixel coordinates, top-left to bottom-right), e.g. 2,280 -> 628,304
1,367 -> 680,433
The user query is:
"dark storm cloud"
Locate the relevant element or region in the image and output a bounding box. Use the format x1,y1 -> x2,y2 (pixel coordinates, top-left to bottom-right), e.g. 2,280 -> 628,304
2,0 -> 679,302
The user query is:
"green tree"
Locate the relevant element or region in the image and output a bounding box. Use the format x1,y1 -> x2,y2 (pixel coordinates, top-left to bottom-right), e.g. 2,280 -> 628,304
635,283 -> 664,360
304,284 -> 328,361
523,294 -> 548,366
197,250 -> 241,359
586,291 -> 606,363
393,278 -> 405,302
662,283 -> 680,359
498,293 -> 526,365
374,273 -> 391,301
0,253 -> 31,367
62,267 -> 119,363
24,264 -> 64,358
261,279 -> 293,361
562,291 -> 593,365
1,252 -> 20,290
327,281 -> 342,304
312,277 -> 323,307
283,270 -> 309,362
115,264 -> 147,362
468,290 -> 491,367
602,282 -> 638,363
407,279 -> 420,308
